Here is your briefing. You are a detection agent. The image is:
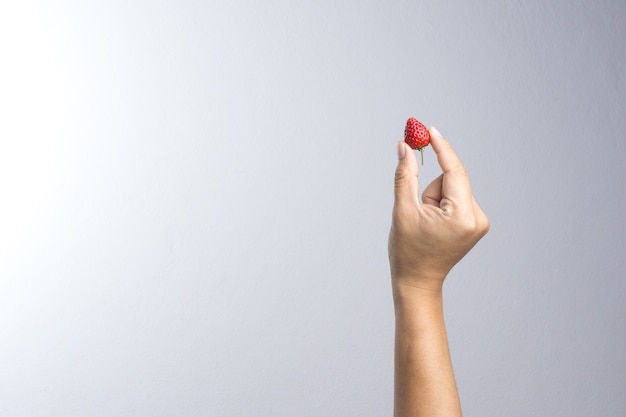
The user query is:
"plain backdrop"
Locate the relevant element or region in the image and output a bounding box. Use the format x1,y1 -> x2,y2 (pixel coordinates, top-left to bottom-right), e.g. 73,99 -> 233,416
1,1 -> 625,416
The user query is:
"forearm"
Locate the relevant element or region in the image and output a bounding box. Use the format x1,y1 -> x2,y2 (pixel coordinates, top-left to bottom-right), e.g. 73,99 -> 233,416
393,283 -> 462,417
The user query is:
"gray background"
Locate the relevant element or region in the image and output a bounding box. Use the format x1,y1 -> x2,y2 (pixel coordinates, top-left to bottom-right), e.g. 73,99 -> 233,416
1,0 -> 625,416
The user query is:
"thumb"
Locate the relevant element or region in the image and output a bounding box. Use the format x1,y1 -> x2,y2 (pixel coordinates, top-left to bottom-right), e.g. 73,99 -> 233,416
394,141 -> 420,207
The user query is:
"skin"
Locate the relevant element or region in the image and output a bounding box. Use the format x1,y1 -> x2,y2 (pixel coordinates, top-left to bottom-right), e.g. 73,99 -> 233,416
389,126 -> 489,417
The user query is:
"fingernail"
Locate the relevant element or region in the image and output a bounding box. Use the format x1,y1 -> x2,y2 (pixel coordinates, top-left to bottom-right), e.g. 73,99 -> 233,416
397,141 -> 406,160
430,126 -> 442,137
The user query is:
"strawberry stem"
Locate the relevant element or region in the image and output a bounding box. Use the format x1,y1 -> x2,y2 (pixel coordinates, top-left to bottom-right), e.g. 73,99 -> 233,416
420,148 -> 424,165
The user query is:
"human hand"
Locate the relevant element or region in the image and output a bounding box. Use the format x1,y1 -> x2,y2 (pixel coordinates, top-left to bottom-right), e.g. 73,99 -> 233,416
388,127 -> 489,295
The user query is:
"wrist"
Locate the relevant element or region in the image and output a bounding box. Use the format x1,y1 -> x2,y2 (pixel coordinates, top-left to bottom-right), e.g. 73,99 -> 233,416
392,279 -> 445,311
391,269 -> 447,294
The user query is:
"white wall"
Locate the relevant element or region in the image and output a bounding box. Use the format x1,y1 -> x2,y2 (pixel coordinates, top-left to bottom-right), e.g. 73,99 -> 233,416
1,1 -> 625,416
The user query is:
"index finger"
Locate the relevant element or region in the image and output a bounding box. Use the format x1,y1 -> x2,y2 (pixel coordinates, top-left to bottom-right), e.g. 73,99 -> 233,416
428,126 -> 473,209
429,126 -> 466,174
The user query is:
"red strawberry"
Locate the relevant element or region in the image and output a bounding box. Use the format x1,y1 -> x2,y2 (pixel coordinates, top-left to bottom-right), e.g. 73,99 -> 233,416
404,117 -> 430,164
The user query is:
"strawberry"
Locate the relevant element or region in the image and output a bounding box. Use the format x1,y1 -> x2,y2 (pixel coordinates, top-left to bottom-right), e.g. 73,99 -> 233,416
404,117 -> 430,164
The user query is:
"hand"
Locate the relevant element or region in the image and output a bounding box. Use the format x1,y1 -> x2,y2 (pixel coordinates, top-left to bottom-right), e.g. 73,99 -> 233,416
388,127 -> 489,294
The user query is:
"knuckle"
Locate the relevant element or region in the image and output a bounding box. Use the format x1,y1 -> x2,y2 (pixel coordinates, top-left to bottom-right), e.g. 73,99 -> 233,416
457,219 -> 478,237
394,167 -> 416,189
394,166 -> 408,181
454,165 -> 469,177
481,216 -> 491,234
443,162 -> 468,177
456,214 -> 488,239
394,170 -> 406,187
